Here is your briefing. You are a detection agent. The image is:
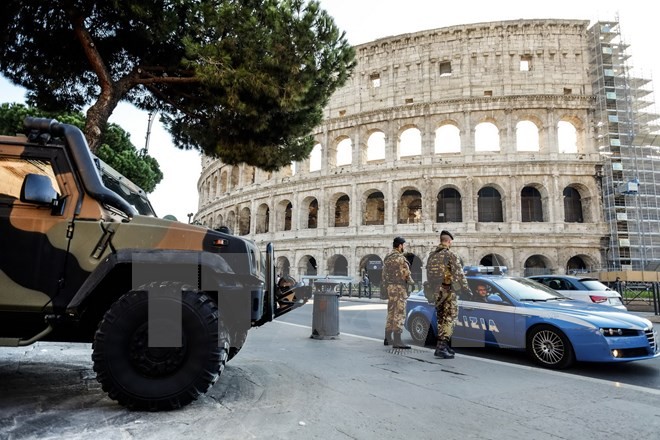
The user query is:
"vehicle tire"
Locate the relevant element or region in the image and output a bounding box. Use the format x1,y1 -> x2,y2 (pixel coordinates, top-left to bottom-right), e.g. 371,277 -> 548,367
408,314 -> 435,346
92,281 -> 227,410
526,324 -> 575,369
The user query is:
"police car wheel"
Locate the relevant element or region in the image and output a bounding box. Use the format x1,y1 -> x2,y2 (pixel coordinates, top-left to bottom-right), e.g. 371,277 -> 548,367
92,282 -> 228,410
526,325 -> 575,369
409,314 -> 434,346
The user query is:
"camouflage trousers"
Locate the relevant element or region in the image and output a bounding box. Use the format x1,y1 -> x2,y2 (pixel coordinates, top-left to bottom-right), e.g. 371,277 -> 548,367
436,291 -> 458,342
385,284 -> 408,333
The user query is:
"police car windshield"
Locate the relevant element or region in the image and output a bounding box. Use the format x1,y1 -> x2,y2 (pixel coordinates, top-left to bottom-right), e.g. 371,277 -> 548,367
492,277 -> 568,302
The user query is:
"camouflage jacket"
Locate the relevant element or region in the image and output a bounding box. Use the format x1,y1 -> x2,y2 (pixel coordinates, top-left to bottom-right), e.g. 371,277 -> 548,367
382,250 -> 413,286
426,244 -> 469,294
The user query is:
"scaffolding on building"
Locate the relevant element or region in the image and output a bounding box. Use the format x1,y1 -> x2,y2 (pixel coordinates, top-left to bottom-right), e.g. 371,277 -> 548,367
588,19 -> 660,271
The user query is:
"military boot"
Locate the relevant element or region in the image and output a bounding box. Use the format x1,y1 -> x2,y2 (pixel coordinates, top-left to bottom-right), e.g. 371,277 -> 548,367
384,330 -> 393,346
434,340 -> 454,359
392,332 -> 411,349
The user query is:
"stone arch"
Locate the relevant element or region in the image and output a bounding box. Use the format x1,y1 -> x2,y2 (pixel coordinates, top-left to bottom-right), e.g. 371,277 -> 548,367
328,254 -> 349,276
230,167 -> 239,190
301,196 -> 318,229
398,125 -> 422,158
522,254 -> 552,276
298,255 -> 318,276
256,203 -> 270,234
435,121 -> 461,154
366,130 -> 386,162
310,143 -> 322,172
563,185 -> 584,223
226,210 -> 236,233
477,186 -> 504,222
220,170 -> 228,193
398,187 -> 422,224
558,115 -> 585,153
408,253 -> 423,285
475,121 -> 500,152
275,199 -> 293,231
238,206 -> 251,235
276,256 -> 291,277
565,254 -> 593,274
520,185 -> 544,222
436,186 -> 463,223
331,193 -> 350,227
360,254 -> 383,286
216,213 -> 223,228
515,119 -> 541,152
211,174 -> 218,199
479,253 -> 508,267
363,189 -> 385,225
335,136 -> 353,167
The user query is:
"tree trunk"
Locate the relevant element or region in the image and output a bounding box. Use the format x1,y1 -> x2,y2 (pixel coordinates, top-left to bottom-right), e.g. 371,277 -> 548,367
84,91 -> 121,153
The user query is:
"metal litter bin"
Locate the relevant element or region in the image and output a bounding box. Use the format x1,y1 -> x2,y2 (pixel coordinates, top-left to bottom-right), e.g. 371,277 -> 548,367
311,282 -> 340,339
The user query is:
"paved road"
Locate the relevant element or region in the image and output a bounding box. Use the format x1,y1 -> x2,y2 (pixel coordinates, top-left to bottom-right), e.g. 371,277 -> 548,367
1,300 -> 659,440
281,298 -> 660,390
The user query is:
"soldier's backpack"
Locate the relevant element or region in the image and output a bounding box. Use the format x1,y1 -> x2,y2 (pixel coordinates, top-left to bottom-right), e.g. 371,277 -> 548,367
425,249 -> 451,303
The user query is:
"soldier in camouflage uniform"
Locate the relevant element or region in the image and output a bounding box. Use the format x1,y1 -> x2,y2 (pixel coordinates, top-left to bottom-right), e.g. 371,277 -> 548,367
382,236 -> 414,349
426,230 -> 471,358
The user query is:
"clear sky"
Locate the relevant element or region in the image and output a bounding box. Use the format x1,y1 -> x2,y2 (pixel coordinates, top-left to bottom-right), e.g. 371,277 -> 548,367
1,0 -> 657,222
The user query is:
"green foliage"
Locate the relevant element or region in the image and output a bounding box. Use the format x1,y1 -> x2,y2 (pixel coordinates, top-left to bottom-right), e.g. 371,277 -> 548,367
0,103 -> 162,192
0,0 -> 356,171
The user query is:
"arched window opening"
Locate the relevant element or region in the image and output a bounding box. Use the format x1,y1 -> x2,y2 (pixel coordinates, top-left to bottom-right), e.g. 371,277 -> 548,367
220,170 -> 228,193
307,199 -> 318,229
475,122 -> 500,152
336,138 -> 352,166
521,186 -> 543,222
238,207 -> 251,235
328,255 -> 349,276
523,255 -> 551,276
479,253 -> 507,267
367,131 -> 386,161
558,121 -> 578,153
256,204 -> 269,234
398,189 -> 422,224
478,187 -> 503,222
435,124 -> 461,153
437,188 -> 462,223
334,195 -> 350,227
566,256 -> 588,274
284,202 -> 292,231
398,127 -> 422,158
299,256 -> 318,276
310,143 -> 322,172
364,192 -> 385,225
516,120 -> 540,152
230,167 -> 239,189
563,187 -> 583,223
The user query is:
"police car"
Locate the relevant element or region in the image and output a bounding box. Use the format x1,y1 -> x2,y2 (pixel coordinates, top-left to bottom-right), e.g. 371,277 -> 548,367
405,266 -> 659,369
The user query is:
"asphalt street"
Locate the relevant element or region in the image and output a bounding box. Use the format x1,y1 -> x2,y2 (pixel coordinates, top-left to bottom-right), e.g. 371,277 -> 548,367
1,305 -> 659,440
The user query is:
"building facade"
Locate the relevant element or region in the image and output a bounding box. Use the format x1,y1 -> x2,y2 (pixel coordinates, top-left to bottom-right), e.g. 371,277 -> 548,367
195,18 -> 658,283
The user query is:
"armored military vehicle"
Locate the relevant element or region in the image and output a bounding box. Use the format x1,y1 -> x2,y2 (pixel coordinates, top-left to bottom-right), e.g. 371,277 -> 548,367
0,118 -> 309,410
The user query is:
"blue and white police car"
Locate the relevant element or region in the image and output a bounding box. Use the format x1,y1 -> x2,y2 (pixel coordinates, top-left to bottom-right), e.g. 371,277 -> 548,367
405,266 -> 659,369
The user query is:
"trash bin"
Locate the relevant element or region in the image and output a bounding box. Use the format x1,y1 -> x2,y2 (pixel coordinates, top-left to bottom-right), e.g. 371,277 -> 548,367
311,284 -> 340,339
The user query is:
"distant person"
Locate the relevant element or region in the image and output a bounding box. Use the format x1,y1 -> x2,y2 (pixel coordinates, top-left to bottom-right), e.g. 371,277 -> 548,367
363,273 -> 370,288
382,237 -> 414,349
426,230 -> 471,359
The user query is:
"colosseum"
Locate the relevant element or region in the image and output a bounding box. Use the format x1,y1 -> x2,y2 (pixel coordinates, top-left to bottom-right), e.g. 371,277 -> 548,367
195,18 -> 659,285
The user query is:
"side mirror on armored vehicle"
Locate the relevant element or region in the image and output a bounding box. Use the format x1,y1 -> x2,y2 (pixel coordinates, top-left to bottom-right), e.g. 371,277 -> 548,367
20,174 -> 57,205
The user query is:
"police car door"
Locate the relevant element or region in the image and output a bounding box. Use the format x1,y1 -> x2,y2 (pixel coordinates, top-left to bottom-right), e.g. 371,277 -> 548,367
454,279 -> 516,348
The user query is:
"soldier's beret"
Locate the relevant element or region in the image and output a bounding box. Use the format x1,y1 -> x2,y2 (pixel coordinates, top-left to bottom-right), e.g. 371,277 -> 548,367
393,236 -> 406,247
440,230 -> 454,240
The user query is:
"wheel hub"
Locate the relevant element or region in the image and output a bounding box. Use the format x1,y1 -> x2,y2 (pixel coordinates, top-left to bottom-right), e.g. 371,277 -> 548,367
129,323 -> 188,377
